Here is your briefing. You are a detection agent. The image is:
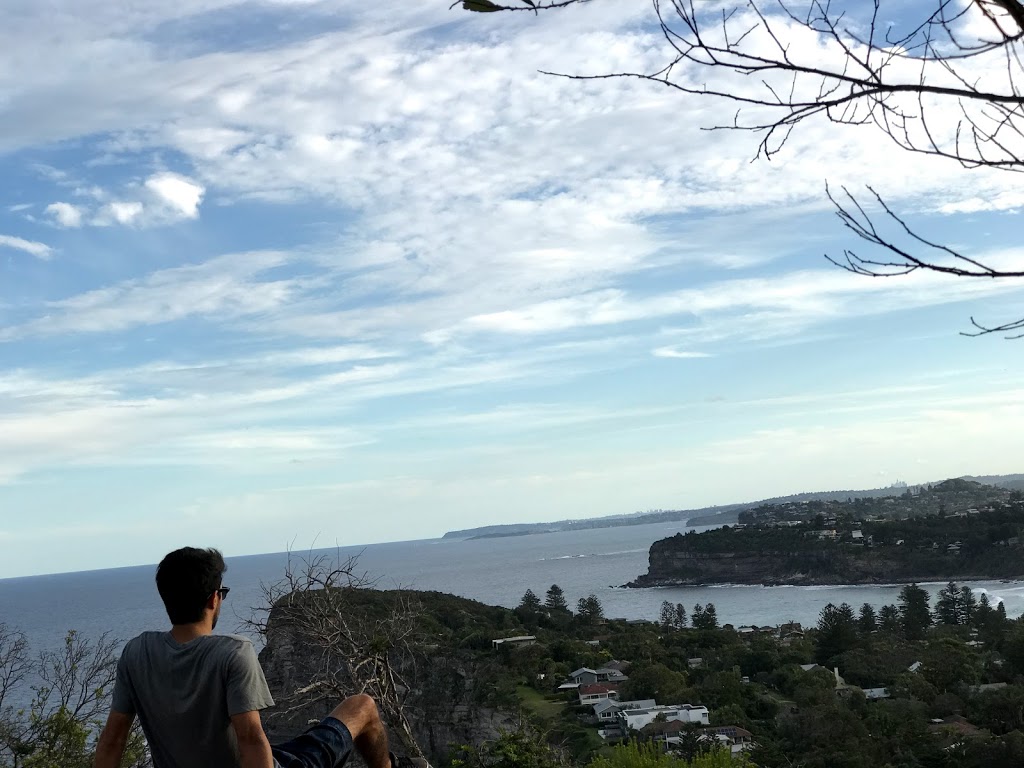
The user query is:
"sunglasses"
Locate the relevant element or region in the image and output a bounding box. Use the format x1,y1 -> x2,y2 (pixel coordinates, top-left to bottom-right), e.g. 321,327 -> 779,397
214,586 -> 231,600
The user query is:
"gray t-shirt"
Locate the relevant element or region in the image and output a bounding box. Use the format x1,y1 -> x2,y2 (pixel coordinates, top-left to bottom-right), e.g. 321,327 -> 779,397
112,631 -> 277,768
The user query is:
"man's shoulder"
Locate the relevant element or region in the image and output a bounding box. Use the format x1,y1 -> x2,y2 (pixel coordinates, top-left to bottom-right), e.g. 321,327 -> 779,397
211,633 -> 257,649
123,631 -> 166,652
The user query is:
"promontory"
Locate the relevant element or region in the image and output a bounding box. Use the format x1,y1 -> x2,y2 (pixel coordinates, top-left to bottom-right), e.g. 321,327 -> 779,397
628,480 -> 1024,587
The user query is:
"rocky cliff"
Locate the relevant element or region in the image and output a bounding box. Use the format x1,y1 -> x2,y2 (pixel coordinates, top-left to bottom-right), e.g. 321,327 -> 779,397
628,532 -> 1023,587
257,589 -> 517,764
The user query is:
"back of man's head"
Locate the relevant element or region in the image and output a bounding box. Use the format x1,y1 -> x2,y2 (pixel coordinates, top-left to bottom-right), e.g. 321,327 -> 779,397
156,547 -> 226,625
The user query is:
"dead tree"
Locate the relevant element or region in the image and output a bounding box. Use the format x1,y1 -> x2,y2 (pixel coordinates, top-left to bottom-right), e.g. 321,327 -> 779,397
248,551 -> 427,759
459,0 -> 1024,335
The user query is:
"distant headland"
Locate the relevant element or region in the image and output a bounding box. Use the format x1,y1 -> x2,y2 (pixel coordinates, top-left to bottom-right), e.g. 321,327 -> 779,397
627,478 -> 1024,587
442,474 -> 1024,541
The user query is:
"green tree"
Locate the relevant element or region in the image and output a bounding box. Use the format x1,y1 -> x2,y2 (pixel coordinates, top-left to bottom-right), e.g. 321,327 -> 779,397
815,603 -> 858,665
577,595 -> 604,624
898,584 -> 932,641
935,581 -> 960,625
544,585 -> 568,612
878,604 -> 901,634
958,586 -> 977,626
857,603 -> 877,636
921,638 -> 980,692
620,662 -> 690,703
660,601 -> 676,631
519,589 -> 542,612
674,603 -> 687,630
589,740 -> 744,768
691,604 -> 705,629
692,603 -> 718,630
452,726 -> 564,768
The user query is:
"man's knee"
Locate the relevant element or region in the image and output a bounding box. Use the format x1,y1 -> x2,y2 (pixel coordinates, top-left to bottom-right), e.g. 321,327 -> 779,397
332,693 -> 381,734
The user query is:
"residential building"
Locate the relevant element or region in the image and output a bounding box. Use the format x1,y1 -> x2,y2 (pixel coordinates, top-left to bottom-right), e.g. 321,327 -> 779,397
592,698 -> 656,722
578,683 -> 620,705
491,636 -> 536,650
618,704 -> 710,732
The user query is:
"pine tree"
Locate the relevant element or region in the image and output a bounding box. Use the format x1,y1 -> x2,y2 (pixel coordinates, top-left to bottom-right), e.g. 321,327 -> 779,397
544,584 -> 568,611
577,595 -> 604,624
816,602 -> 858,664
519,589 -> 542,612
899,583 -> 933,641
585,595 -> 604,622
935,581 -> 960,625
674,603 -> 687,630
958,586 -> 977,626
659,601 -> 676,630
857,603 -> 877,635
692,602 -> 718,630
878,604 -> 901,634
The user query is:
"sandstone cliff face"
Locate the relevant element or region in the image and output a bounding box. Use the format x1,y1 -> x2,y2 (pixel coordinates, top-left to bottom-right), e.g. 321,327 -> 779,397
629,534 -> 1014,586
257,602 -> 515,763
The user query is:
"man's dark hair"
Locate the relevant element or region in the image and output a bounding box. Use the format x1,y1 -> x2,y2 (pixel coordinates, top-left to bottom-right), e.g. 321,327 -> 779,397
156,547 -> 226,625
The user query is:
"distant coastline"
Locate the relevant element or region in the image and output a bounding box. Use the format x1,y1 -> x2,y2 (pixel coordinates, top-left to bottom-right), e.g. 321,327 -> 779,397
627,479 -> 1024,588
442,474 -> 1024,541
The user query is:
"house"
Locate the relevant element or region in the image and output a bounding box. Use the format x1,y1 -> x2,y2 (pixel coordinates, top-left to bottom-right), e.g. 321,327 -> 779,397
570,668 -> 600,685
618,704 -> 710,732
569,667 -> 628,686
928,715 -> 985,739
578,683 -> 620,705
863,687 -> 890,701
491,636 -> 536,650
908,661 -> 922,673
592,699 -> 622,722
592,698 -> 656,722
687,658 -> 704,669
700,726 -> 755,754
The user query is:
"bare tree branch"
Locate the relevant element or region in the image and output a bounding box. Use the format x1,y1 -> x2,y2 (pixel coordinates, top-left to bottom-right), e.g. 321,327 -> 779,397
457,0 -> 1024,335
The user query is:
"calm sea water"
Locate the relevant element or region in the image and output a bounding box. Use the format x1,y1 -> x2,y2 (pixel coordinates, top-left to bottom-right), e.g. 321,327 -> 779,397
3,521 -> 1023,658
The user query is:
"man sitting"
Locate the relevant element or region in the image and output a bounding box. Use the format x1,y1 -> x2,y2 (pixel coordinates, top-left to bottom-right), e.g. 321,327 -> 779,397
94,546 -> 394,768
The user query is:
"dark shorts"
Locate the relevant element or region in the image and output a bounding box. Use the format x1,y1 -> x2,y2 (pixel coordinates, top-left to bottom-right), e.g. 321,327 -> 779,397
271,716 -> 354,768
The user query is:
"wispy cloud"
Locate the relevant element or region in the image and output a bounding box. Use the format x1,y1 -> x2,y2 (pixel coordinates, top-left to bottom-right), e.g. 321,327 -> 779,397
0,234 -> 52,260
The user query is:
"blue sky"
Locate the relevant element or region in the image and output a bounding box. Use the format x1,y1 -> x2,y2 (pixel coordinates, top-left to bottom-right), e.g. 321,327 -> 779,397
2,0 -> 1024,578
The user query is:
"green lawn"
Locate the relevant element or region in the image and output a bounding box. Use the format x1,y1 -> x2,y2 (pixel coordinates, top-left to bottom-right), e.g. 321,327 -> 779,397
516,685 -> 566,720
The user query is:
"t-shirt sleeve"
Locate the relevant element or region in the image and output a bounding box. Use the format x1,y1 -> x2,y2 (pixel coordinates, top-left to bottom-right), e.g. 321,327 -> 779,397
110,648 -> 137,715
225,641 -> 275,716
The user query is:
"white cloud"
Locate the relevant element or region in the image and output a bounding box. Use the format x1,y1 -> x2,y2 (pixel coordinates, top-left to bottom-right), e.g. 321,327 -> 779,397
98,201 -> 144,226
144,172 -> 205,219
0,234 -> 52,260
1,250 -> 301,339
45,201 -> 84,228
652,347 -> 713,359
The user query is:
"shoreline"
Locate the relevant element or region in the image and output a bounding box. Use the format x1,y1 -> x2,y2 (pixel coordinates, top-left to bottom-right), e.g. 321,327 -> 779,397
624,575 -> 1023,589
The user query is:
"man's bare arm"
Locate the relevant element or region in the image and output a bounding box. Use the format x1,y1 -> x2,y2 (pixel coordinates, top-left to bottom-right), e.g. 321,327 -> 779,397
231,710 -> 275,768
93,710 -> 134,768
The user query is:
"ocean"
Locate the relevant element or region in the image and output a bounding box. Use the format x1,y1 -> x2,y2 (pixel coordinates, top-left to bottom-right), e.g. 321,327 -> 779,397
3,520 -> 1023,659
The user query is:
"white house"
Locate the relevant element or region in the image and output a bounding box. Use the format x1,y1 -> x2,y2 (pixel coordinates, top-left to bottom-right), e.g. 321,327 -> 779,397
592,698 -> 656,722
578,684 -> 620,705
618,704 -> 710,731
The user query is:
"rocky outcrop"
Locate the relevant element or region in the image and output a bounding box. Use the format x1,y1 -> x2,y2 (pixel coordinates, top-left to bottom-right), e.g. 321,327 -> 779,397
257,591 -> 516,764
627,533 -> 1020,586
